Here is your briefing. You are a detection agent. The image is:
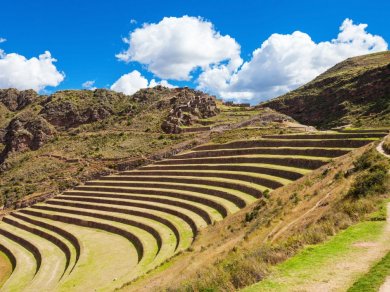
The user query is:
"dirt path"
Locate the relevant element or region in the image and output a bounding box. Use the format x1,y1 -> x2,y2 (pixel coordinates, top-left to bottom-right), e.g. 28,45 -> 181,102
245,203 -> 390,292
305,203 -> 390,292
376,139 -> 390,159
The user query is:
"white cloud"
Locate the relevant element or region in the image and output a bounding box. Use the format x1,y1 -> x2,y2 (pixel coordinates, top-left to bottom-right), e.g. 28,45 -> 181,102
110,70 -> 148,95
149,79 -> 176,88
82,80 -> 97,90
0,50 -> 65,92
116,16 -> 242,80
198,18 -> 388,103
0,38 -> 6,43
130,19 -> 137,24
110,70 -> 177,95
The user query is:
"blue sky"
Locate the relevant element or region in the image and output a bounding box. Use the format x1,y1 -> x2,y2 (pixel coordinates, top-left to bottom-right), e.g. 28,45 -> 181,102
0,0 -> 389,103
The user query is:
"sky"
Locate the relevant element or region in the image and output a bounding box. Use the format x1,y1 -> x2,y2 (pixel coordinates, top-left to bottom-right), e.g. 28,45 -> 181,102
0,0 -> 389,104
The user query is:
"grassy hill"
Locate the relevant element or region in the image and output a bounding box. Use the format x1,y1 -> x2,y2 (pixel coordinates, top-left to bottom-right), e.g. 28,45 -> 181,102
260,51 -> 390,129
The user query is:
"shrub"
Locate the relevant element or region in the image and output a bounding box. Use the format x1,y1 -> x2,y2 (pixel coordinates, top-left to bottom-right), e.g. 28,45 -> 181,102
353,149 -> 382,171
348,164 -> 388,198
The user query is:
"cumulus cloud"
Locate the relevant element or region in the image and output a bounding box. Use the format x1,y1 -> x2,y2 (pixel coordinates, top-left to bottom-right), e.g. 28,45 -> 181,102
0,38 -> 6,43
0,50 -> 65,92
116,16 -> 242,80
149,79 -> 176,88
110,70 -> 176,95
198,18 -> 388,103
110,70 -> 148,95
82,80 -> 97,90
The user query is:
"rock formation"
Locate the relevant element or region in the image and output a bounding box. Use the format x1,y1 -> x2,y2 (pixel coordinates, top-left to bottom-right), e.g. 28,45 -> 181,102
0,113 -> 56,163
161,88 -> 219,134
0,88 -> 39,111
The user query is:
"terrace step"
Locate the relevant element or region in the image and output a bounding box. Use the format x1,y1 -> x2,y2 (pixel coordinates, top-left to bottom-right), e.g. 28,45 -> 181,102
11,211 -> 81,273
0,234 -> 36,291
33,200 -> 182,251
102,173 -> 289,191
173,147 -> 351,159
48,193 -> 205,237
152,155 -> 329,170
137,163 -> 309,180
26,205 -> 180,281
29,204 -> 178,267
262,133 -> 386,139
60,191 -> 221,225
4,215 -> 72,277
10,211 -> 139,291
18,208 -> 145,263
85,177 -> 262,202
192,139 -> 373,151
75,183 -> 246,214
0,222 -> 65,291
336,129 -> 389,133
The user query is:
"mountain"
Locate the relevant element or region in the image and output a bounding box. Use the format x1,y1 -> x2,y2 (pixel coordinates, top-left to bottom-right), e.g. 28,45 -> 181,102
260,51 -> 390,129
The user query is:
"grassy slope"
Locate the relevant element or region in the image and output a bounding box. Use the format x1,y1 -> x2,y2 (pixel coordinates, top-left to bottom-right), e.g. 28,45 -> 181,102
261,51 -> 390,129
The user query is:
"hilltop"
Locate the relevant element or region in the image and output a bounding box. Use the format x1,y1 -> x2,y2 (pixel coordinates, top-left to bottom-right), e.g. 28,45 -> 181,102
260,51 -> 390,129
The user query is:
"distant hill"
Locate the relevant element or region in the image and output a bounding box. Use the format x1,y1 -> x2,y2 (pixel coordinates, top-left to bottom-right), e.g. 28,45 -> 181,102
260,51 -> 390,129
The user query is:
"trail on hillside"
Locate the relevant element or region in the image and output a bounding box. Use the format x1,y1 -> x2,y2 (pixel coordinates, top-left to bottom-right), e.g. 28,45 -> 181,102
291,203 -> 390,292
376,140 -> 390,159
245,203 -> 390,292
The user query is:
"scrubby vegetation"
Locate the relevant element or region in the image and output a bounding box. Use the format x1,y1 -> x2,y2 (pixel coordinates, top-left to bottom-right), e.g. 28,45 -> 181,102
348,149 -> 389,198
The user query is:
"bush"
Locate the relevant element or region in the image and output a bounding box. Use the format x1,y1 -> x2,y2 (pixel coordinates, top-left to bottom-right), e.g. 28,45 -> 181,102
348,164 -> 388,198
353,150 -> 381,171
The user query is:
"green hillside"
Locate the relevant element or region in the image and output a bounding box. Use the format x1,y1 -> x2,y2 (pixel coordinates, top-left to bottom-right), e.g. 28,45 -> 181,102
260,51 -> 390,129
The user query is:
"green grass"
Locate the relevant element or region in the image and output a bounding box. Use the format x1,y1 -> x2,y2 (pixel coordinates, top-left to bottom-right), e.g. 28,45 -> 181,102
0,251 -> 12,288
117,171 -> 293,186
160,154 -> 332,161
0,222 -> 67,291
92,177 -> 265,202
0,235 -> 37,291
59,189 -> 227,221
348,251 -> 390,292
243,221 -> 386,292
142,163 -> 312,175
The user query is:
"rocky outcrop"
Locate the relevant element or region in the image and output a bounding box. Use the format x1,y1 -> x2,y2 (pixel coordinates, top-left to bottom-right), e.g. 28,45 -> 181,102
161,88 -> 219,134
0,113 -> 56,163
40,89 -> 135,129
41,100 -> 111,129
0,88 -> 39,111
